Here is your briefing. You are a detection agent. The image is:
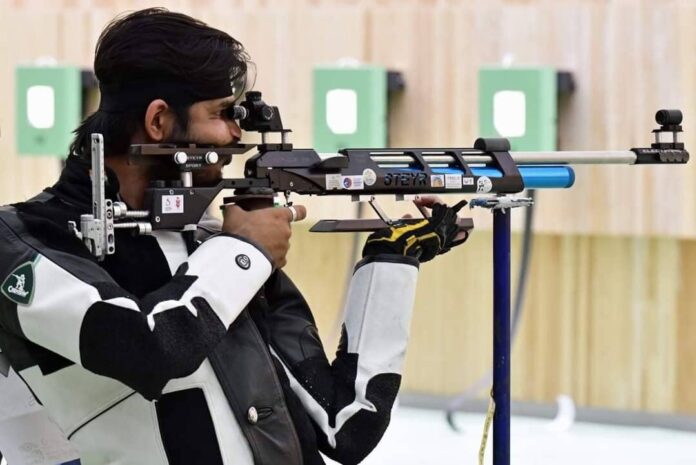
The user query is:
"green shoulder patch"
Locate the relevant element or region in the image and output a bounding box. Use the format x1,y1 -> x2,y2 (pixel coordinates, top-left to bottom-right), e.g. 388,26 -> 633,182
1,258 -> 39,306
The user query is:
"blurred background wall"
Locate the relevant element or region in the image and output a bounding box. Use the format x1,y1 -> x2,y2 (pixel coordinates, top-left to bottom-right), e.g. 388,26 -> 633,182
1,0 -> 696,415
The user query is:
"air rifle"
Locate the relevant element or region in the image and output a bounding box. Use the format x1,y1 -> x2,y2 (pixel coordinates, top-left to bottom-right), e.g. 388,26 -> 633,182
70,92 -> 688,260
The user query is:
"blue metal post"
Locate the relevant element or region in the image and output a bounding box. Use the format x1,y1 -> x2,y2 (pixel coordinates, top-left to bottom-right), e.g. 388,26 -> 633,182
493,207 -> 511,465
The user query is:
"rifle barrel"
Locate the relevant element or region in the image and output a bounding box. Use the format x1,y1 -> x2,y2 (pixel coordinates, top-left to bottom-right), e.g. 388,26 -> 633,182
510,151 -> 636,165
368,151 -> 637,167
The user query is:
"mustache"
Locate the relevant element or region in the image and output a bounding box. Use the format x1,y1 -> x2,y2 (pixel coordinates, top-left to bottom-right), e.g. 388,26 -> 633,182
164,128 -> 239,149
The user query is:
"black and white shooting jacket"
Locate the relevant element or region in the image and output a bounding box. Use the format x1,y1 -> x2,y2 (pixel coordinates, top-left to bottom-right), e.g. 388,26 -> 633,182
0,156 -> 420,465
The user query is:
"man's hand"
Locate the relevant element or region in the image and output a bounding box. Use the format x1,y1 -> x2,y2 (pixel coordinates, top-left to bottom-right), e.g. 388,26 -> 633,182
223,204 -> 307,269
362,196 -> 468,262
413,195 -> 470,246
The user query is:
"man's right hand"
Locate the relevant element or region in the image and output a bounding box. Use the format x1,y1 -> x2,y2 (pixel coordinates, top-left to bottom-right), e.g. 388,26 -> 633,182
222,204 -> 307,269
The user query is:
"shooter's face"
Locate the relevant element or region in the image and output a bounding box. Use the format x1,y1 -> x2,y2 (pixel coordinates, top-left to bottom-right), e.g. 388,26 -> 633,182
164,96 -> 241,186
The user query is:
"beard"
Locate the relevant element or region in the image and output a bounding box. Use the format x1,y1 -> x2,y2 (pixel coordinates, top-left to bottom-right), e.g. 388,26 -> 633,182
146,120 -> 229,187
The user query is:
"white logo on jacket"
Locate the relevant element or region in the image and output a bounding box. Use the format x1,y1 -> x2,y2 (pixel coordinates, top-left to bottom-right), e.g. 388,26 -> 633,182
7,274 -> 29,298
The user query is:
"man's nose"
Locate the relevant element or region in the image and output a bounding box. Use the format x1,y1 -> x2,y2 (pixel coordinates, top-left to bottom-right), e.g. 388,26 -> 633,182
228,120 -> 242,142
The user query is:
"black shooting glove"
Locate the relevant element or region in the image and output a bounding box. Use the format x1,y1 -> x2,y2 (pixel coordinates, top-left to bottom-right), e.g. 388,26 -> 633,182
362,200 -> 468,262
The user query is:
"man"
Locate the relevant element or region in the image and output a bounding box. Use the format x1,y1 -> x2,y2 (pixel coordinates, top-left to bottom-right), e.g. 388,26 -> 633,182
0,8 -> 465,465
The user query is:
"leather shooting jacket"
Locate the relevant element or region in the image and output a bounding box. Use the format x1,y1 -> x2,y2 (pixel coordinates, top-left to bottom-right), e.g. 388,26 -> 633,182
0,157 -> 420,465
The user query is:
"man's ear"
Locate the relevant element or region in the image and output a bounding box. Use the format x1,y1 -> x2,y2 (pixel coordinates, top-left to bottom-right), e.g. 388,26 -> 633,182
143,99 -> 175,142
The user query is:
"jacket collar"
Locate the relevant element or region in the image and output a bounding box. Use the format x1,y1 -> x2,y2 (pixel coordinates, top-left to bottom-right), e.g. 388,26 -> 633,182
47,156 -> 121,208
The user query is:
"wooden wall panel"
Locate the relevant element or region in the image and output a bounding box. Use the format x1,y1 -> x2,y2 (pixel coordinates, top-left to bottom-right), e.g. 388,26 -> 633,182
285,226 -> 696,414
2,0 -> 696,414
676,242 -> 696,412
0,9 -> 62,205
2,0 -> 696,236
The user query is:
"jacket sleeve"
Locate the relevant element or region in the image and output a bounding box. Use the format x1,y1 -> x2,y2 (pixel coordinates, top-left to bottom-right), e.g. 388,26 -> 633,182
0,211 -> 272,400
264,254 -> 419,465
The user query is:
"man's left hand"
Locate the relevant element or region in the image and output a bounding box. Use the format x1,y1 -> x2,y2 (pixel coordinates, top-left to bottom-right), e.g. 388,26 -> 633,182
362,196 -> 469,262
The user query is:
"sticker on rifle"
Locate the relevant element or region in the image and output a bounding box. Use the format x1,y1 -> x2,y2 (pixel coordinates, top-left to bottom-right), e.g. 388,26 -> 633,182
431,175 -> 445,188
162,195 -> 184,214
362,169 -> 377,186
445,174 -> 462,189
342,176 -> 364,190
463,176 -> 474,186
325,174 -> 342,190
476,176 -> 493,193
